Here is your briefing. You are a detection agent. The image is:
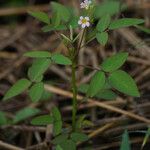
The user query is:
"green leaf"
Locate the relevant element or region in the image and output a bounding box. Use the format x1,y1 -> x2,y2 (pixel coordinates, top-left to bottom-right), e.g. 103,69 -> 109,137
120,130 -> 131,150
13,107 -> 40,124
3,79 -> 31,101
29,82 -> 44,102
51,2 -> 70,23
52,107 -> 62,122
94,1 -> 121,18
96,14 -> 111,32
24,51 -> 51,58
109,18 -> 144,30
28,11 -> 50,24
31,115 -> 53,126
53,120 -> 62,136
71,132 -> 89,143
56,145 -> 63,150
28,58 -> 51,82
52,134 -> 68,144
142,127 -> 150,149
96,89 -> 117,100
0,111 -> 7,126
69,16 -> 79,29
51,53 -> 72,65
96,32 -> 108,46
42,24 -> 67,32
87,71 -> 105,97
101,52 -> 128,72
108,70 -> 140,97
60,139 -> 76,150
52,107 -> 62,136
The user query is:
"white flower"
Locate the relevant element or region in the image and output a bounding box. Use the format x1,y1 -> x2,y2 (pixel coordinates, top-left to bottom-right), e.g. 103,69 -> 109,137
78,16 -> 90,28
80,0 -> 92,10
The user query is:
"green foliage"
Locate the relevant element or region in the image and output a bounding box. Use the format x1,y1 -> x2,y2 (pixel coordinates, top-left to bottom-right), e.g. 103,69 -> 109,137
13,107 -> 40,124
141,127 -> 150,149
59,139 -> 76,150
94,1 -> 121,18
0,111 -> 7,126
28,58 -> 51,82
52,107 -> 62,136
120,130 -> 131,150
56,145 -> 63,150
52,134 -> 69,145
109,18 -> 144,30
79,84 -> 117,100
71,132 -> 89,143
31,115 -> 53,125
28,11 -> 50,24
51,53 -> 72,65
42,25 -> 67,32
96,89 -> 117,100
87,71 -> 105,97
51,2 -> 71,24
69,17 -> 79,29
24,51 -> 51,58
29,82 -> 44,102
96,14 -> 111,32
108,70 -> 140,97
96,32 -> 108,46
101,52 -> 128,72
3,2 -> 143,150
3,79 -> 31,101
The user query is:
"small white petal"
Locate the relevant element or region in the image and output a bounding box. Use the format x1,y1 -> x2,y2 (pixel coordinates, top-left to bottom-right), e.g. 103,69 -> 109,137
82,24 -> 86,28
80,3 -> 84,8
78,20 -> 82,25
86,22 -> 90,27
85,17 -> 89,21
80,16 -> 83,20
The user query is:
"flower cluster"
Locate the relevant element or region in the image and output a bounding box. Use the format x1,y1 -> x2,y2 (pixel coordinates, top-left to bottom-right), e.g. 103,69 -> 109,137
80,0 -> 92,10
78,0 -> 92,28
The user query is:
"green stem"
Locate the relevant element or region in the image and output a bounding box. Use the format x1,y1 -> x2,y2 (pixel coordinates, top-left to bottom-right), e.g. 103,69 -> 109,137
71,60 -> 77,131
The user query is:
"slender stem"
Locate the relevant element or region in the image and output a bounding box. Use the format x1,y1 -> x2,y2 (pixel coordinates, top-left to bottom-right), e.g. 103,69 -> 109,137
71,60 -> 77,131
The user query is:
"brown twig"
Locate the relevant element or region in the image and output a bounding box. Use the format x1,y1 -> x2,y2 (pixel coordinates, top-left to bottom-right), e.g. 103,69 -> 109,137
0,140 -> 24,150
0,4 -> 49,16
44,84 -> 150,124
